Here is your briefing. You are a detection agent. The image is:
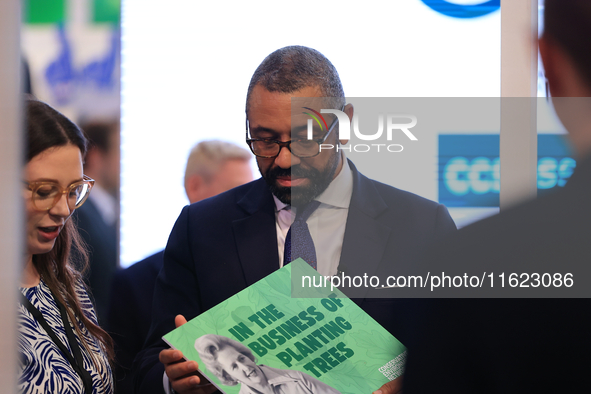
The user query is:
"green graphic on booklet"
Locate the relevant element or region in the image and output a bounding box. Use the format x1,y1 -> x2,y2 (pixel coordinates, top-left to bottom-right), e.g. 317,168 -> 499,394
163,259 -> 406,394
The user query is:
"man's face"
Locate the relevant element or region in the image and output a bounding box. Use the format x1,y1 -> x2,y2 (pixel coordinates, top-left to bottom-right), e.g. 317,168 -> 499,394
247,85 -> 342,206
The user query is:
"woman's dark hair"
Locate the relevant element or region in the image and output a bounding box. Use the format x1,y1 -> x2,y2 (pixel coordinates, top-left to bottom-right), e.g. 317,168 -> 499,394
25,98 -> 115,372
26,98 -> 87,161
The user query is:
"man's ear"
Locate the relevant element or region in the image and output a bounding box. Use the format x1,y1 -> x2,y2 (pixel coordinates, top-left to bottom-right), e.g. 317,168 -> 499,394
539,35 -> 570,98
539,36 -> 558,96
539,35 -> 591,99
340,103 -> 354,145
185,174 -> 204,204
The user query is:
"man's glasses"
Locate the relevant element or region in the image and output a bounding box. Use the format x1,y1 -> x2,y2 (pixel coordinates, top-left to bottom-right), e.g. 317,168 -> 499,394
24,175 -> 95,212
246,106 -> 344,159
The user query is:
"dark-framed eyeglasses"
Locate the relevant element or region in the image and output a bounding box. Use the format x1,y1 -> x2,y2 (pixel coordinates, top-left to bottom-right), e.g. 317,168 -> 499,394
245,105 -> 345,159
24,175 -> 95,212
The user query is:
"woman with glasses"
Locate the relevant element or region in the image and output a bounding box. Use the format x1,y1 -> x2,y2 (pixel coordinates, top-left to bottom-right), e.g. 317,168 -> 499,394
19,98 -> 114,393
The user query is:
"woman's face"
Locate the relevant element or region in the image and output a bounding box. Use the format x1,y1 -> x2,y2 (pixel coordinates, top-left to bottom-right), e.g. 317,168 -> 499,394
217,346 -> 264,387
24,144 -> 83,257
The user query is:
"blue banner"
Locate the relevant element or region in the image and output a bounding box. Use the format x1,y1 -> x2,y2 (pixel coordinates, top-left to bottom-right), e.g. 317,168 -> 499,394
439,134 -> 575,207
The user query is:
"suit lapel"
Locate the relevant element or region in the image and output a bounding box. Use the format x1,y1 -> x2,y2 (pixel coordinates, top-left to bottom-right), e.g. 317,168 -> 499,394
339,162 -> 392,280
232,179 -> 279,286
230,165 -> 394,289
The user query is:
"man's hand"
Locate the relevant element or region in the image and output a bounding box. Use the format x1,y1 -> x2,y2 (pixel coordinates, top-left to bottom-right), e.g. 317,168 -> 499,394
373,376 -> 403,394
159,315 -> 217,394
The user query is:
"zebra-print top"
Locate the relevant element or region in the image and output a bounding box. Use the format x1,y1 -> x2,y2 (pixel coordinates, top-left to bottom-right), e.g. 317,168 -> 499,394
18,279 -> 113,394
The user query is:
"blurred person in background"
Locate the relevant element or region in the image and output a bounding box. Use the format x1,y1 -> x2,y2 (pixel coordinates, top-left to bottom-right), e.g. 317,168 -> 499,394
106,140 -> 253,393
20,98 -> 114,393
74,121 -> 120,325
402,0 -> 591,392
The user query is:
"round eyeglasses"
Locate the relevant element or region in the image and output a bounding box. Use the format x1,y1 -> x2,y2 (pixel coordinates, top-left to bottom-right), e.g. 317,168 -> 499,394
246,107 -> 342,159
24,175 -> 95,212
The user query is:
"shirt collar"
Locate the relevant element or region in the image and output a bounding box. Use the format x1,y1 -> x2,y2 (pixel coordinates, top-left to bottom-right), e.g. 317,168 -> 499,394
315,151 -> 353,209
273,195 -> 289,212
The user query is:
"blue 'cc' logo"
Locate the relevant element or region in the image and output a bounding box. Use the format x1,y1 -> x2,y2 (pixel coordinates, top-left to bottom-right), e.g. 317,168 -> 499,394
421,0 -> 500,18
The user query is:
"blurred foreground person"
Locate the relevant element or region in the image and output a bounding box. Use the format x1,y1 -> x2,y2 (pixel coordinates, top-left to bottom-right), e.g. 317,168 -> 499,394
19,98 -> 114,393
106,140 -> 252,393
403,1 -> 591,392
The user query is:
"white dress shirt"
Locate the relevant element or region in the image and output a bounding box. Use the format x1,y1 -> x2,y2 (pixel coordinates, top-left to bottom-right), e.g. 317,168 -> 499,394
275,153 -> 353,276
164,155 -> 354,393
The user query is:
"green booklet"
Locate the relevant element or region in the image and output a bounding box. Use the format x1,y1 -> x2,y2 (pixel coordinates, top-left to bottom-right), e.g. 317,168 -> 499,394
163,259 -> 406,394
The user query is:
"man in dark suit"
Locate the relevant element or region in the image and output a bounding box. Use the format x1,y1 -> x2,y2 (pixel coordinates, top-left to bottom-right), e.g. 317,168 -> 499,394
74,193 -> 118,323
133,46 -> 456,394
107,141 -> 253,394
402,1 -> 591,392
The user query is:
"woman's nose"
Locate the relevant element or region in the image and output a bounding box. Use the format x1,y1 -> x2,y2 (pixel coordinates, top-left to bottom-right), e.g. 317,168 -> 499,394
49,193 -> 73,217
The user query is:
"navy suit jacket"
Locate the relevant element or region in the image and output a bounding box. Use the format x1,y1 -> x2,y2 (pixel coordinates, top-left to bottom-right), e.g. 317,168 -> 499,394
133,161 -> 456,393
107,251 -> 164,394
73,198 -> 118,325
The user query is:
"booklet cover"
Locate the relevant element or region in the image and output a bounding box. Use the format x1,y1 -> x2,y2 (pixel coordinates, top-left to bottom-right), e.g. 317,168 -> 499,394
163,259 -> 406,394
